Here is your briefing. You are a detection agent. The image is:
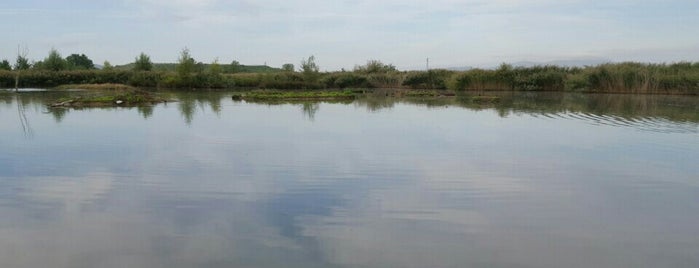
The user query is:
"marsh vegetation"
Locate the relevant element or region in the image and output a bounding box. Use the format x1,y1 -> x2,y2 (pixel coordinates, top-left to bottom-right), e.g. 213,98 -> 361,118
2,48 -> 699,95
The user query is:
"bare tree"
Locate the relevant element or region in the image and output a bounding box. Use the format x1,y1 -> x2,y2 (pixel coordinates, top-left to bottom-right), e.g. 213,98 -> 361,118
14,45 -> 33,136
15,45 -> 29,92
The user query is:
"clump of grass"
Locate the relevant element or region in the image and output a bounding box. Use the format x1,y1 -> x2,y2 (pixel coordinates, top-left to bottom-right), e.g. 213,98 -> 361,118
55,83 -> 135,90
239,90 -> 356,100
49,91 -> 168,108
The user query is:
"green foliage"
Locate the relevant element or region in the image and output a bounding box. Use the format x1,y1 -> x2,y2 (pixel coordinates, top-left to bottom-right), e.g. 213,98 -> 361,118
404,69 -> 454,89
230,73 -> 262,87
0,70 -> 131,88
227,60 -> 241,73
447,66 -> 567,91
133,53 -> 153,71
322,72 -> 371,88
117,61 -> 281,73
259,72 -> 309,89
577,62 -> 699,94
282,63 -> 295,72
366,73 -> 403,88
301,55 -> 320,83
102,61 -> 114,71
15,55 -> 31,70
65,54 -> 95,70
206,59 -> 226,88
3,60 -> 697,94
0,60 -> 10,71
176,48 -> 197,87
128,71 -> 161,87
42,49 -> 68,71
354,60 -> 396,74
513,65 -> 568,91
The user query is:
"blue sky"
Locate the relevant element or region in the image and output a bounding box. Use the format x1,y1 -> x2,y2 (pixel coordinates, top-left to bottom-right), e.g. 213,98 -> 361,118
2,0 -> 698,70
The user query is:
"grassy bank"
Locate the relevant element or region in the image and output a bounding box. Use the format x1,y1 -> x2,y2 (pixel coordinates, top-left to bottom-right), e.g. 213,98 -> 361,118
55,83 -> 135,90
49,90 -> 169,108
2,62 -> 699,94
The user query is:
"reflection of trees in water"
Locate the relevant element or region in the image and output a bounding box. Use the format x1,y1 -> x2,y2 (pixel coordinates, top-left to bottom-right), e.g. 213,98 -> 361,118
3,90 -> 231,125
16,94 -> 33,137
5,90 -> 698,129
381,92 -> 699,123
348,92 -> 699,132
301,102 -> 319,121
354,97 -> 395,112
244,99 -> 353,122
174,91 -> 226,125
178,99 -> 195,125
49,107 -> 68,123
137,106 -> 153,119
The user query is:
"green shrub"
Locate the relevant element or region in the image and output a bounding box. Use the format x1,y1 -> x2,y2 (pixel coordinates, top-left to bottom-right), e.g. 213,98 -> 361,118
322,72 -> 371,88
403,69 -> 454,89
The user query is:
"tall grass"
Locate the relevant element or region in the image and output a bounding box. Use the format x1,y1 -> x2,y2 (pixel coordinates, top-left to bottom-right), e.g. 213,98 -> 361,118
581,62 -> 699,94
2,62 -> 698,94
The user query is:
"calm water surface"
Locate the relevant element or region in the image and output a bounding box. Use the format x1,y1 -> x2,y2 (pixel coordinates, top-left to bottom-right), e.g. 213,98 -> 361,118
1,91 -> 698,268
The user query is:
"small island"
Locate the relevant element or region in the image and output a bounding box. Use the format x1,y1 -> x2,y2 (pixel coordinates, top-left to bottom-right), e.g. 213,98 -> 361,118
49,86 -> 170,108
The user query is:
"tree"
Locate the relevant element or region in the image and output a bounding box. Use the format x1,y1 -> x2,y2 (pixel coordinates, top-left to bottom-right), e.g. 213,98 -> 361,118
0,60 -> 11,71
177,48 -> 196,80
207,58 -> 224,87
43,48 -> 67,71
15,55 -> 31,70
14,46 -> 30,91
66,54 -> 95,70
32,61 -> 44,70
133,52 -> 153,71
102,60 -> 114,71
228,60 -> 241,73
282,63 -> 295,72
354,60 -> 396,73
209,59 -> 222,75
495,63 -> 515,90
301,55 -> 320,82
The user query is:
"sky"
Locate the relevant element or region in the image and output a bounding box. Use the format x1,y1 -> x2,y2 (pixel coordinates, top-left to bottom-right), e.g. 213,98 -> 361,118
1,0 -> 698,70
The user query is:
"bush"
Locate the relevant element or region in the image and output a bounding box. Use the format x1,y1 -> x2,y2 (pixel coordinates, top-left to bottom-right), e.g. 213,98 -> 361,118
403,69 -> 454,89
513,66 -> 568,91
354,60 -> 397,74
322,72 -> 371,88
447,69 -> 507,91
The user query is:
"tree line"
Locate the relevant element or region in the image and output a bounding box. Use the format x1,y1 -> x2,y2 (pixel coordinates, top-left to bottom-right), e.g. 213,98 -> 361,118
2,48 -> 698,94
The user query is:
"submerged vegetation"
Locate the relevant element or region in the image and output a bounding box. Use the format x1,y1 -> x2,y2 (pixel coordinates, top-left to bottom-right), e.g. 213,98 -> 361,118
1,48 -> 699,95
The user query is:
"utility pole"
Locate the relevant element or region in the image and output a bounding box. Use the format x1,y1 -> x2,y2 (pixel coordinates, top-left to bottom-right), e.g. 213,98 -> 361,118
426,57 -> 429,71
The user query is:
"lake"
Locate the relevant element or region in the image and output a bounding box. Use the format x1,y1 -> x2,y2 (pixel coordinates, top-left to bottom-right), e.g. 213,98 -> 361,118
1,90 -> 698,268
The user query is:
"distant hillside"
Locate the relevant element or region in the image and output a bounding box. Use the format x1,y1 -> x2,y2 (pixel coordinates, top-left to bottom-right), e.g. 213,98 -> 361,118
114,63 -> 282,73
